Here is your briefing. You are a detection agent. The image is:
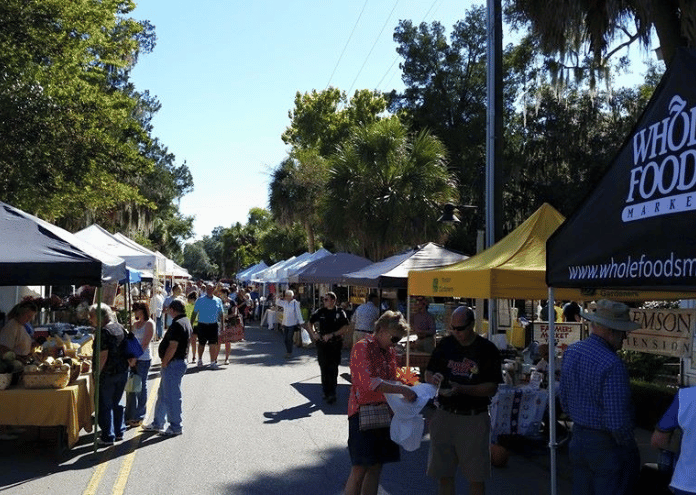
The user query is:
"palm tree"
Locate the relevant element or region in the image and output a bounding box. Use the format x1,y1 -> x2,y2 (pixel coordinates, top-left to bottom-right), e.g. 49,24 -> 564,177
325,116 -> 458,261
506,0 -> 696,69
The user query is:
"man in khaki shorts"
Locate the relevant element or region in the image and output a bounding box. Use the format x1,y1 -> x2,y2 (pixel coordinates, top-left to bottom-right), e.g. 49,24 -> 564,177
425,306 -> 502,495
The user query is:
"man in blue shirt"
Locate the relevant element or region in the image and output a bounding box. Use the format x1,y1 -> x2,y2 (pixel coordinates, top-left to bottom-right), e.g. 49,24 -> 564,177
192,283 -> 225,369
560,299 -> 641,495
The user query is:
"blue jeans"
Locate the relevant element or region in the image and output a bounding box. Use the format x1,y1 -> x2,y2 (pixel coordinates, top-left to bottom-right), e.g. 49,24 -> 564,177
155,316 -> 163,339
152,359 -> 187,432
125,359 -> 151,422
569,425 -> 640,495
98,371 -> 128,441
283,325 -> 298,354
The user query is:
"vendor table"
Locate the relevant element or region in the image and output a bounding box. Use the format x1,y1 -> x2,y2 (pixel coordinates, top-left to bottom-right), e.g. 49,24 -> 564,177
490,384 -> 548,440
0,374 -> 93,448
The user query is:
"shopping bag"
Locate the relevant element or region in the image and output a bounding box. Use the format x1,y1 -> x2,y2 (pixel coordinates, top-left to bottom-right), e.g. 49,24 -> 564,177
125,373 -> 142,393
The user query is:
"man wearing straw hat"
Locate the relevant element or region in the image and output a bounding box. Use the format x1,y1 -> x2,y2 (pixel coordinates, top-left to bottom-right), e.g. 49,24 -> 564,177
560,299 -> 641,495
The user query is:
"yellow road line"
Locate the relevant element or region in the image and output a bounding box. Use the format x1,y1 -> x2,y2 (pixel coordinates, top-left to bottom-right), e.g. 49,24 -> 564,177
112,376 -> 160,495
82,374 -> 161,495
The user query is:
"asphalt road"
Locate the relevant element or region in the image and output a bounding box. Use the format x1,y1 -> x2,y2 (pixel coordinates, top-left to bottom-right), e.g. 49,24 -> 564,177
0,323 -> 658,494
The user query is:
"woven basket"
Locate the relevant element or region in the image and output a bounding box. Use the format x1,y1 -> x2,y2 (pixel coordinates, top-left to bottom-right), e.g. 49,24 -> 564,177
23,370 -> 70,389
0,373 -> 11,390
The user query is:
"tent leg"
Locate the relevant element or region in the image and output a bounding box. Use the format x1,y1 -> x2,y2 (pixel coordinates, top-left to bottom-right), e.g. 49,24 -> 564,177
548,286 -> 557,495
93,286 -> 103,453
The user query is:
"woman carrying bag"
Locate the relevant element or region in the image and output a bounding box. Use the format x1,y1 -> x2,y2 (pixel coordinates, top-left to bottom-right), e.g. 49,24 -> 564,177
345,311 -> 417,495
125,302 -> 154,427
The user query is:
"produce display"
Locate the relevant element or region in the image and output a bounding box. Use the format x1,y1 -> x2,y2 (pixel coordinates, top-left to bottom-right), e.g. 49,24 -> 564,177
0,331 -> 93,390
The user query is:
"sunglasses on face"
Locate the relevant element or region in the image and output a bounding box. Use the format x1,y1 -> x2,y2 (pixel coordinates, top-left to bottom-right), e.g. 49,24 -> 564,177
390,335 -> 402,344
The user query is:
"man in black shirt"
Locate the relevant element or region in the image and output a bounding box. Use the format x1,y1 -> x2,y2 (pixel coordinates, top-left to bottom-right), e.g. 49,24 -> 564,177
143,299 -> 192,436
306,292 -> 349,404
425,306 -> 502,495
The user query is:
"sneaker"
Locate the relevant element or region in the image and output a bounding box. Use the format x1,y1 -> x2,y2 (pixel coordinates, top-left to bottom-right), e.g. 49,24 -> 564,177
158,428 -> 182,437
223,359 -> 230,365
284,353 -> 292,359
197,359 -> 203,367
142,423 -> 163,433
209,362 -> 220,370
326,395 -> 337,405
97,438 -> 114,446
115,435 -> 123,442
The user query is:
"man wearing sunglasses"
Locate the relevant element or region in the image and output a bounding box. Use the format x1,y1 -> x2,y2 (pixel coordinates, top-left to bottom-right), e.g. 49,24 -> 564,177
425,306 -> 502,495
306,292 -> 350,404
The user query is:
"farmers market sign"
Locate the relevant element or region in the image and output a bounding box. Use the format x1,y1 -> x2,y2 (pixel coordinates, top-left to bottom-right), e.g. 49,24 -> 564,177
533,322 -> 583,350
624,308 -> 694,357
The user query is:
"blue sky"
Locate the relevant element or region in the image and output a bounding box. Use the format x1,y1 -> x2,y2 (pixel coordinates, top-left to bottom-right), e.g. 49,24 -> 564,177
128,0 -> 656,241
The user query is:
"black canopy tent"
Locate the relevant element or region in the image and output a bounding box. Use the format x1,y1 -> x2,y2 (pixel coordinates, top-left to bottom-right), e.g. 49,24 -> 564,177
544,48 -> 696,495
0,202 -> 102,286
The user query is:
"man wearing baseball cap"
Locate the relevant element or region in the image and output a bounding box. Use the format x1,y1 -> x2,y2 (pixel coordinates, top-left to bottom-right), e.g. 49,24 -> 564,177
560,299 -> 641,495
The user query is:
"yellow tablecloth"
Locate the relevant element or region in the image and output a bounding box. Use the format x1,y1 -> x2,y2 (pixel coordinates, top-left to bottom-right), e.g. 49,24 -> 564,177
0,374 -> 93,448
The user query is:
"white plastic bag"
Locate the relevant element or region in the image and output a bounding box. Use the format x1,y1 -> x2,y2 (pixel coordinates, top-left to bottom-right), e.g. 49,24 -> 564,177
301,328 -> 312,346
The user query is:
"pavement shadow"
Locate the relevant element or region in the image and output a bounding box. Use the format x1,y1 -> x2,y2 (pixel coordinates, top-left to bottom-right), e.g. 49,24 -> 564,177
261,382 -> 350,423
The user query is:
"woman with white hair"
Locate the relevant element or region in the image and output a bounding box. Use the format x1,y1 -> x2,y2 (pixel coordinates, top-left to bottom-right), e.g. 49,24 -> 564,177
89,303 -> 130,446
277,290 -> 304,359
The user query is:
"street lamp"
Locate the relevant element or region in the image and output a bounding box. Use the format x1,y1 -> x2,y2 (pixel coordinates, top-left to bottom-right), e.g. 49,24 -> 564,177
437,203 -> 478,224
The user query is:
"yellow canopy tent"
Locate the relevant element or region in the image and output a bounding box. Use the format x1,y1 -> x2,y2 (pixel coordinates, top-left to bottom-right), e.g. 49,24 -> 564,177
408,203 -> 689,302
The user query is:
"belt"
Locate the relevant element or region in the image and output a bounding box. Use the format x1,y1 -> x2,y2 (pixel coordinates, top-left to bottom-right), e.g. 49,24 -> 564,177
440,405 -> 488,416
355,329 -> 373,333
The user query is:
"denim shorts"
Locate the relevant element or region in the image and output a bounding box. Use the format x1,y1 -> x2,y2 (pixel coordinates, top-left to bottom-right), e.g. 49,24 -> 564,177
347,413 -> 400,466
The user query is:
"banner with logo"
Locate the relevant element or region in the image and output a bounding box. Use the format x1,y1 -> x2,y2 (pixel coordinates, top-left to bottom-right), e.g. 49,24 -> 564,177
547,48 -> 696,292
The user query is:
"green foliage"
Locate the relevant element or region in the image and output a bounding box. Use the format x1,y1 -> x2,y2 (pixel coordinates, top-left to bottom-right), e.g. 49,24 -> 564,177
0,0 -> 194,252
182,243 -> 217,280
620,350 -> 680,382
326,117 -> 457,260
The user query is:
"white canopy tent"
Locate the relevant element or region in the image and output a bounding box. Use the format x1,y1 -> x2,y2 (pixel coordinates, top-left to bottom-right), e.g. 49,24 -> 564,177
74,225 -> 157,279
113,232 -> 168,276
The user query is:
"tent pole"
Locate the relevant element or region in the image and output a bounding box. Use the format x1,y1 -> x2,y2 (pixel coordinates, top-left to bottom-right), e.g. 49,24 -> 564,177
406,293 -> 411,369
548,287 -> 557,495
93,286 -> 102,453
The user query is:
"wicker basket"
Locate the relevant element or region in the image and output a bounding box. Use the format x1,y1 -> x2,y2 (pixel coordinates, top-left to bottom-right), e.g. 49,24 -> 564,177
22,370 -> 70,389
0,373 -> 11,390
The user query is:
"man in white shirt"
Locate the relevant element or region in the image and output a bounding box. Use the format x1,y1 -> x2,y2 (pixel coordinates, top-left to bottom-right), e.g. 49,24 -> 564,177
276,290 -> 304,359
351,293 -> 380,347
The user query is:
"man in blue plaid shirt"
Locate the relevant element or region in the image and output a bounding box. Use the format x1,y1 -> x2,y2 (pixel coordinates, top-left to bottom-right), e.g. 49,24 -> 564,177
560,299 -> 641,495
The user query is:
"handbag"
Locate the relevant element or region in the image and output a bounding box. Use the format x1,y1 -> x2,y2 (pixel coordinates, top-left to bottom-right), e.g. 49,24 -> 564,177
124,331 -> 144,359
124,373 -> 142,393
359,403 -> 392,431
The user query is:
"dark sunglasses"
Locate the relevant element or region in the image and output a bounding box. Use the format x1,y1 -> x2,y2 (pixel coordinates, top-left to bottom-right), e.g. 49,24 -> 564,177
390,335 -> 402,344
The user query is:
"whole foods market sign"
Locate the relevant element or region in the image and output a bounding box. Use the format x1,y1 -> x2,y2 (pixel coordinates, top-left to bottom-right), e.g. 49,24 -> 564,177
624,308 -> 693,357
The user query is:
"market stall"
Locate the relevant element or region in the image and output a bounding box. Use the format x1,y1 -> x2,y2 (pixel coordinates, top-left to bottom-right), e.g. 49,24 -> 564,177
545,48 -> 696,494
0,202 -> 103,449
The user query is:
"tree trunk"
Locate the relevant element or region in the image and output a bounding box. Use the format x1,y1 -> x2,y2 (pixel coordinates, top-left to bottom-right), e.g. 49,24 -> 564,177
650,0 -> 685,67
304,220 -> 315,253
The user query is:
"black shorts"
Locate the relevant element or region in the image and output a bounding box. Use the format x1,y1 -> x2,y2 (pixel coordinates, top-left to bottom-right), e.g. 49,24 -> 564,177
196,322 -> 219,345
